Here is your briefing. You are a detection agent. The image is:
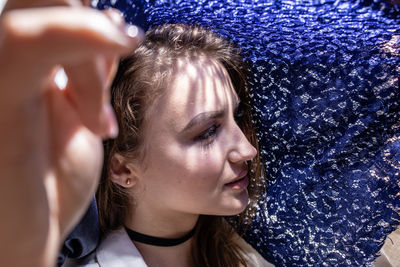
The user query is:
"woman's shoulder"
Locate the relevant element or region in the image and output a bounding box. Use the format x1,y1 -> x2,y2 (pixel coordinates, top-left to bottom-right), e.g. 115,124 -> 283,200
234,233 -> 275,267
62,228 -> 147,267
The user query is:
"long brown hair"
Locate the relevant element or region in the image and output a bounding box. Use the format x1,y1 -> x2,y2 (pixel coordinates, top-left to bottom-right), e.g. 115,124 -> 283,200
97,23 -> 264,267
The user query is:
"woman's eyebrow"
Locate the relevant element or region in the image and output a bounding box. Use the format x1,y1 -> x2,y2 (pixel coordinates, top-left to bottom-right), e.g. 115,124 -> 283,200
180,110 -> 225,133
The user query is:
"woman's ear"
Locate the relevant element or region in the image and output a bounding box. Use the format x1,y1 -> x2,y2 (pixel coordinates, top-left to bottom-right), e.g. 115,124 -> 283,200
110,153 -> 137,188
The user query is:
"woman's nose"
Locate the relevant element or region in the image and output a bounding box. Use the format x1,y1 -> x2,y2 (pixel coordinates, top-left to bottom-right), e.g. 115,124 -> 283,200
228,125 -> 257,163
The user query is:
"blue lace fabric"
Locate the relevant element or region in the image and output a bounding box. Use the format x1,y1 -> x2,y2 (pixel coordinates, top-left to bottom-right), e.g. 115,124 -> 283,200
92,1 -> 400,266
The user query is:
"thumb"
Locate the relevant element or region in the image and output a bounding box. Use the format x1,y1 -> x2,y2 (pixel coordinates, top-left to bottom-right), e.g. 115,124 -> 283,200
1,6 -> 143,66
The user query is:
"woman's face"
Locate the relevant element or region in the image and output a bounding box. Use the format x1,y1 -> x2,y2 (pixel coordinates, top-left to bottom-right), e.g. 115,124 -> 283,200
133,58 -> 257,218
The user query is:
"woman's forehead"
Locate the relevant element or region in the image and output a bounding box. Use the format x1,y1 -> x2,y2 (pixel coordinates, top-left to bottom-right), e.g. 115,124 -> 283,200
147,58 -> 239,132
169,59 -> 237,110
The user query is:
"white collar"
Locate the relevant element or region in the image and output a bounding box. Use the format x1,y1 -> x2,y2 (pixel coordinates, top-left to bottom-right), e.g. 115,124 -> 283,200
96,228 -> 148,267
94,228 -> 273,267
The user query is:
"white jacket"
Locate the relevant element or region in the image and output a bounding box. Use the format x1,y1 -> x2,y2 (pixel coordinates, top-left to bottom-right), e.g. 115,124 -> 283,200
63,228 -> 274,267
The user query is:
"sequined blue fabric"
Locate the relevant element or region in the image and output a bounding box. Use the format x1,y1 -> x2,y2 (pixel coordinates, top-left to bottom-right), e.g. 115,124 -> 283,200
91,1 -> 400,266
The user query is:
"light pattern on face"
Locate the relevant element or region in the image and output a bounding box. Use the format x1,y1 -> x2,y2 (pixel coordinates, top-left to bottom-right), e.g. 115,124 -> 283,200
132,58 -> 257,221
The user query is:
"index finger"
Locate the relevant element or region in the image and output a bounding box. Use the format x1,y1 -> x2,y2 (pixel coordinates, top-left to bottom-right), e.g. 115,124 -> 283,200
63,54 -> 119,138
62,8 -> 142,138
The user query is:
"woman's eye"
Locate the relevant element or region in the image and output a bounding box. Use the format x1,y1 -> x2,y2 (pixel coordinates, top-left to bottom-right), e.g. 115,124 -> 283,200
234,106 -> 245,123
195,124 -> 220,143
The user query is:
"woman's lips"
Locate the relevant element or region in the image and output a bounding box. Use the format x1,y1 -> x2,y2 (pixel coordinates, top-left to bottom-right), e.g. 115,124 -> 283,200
225,175 -> 249,190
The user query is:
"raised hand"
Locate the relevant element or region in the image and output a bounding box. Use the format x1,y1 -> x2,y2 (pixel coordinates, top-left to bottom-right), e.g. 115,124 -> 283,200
0,1 -> 142,266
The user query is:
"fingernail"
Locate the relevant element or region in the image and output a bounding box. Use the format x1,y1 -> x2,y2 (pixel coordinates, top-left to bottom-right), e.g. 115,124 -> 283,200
124,24 -> 140,38
123,24 -> 145,45
102,8 -> 144,44
90,11 -> 143,48
104,8 -> 125,26
102,104 -> 119,139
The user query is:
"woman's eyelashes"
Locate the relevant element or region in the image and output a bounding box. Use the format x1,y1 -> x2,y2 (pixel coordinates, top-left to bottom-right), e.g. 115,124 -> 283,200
195,124 -> 221,147
192,106 -> 243,147
234,105 -> 245,124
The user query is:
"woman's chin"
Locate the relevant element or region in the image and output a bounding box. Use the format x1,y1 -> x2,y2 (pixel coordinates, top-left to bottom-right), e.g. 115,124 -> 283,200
218,191 -> 250,216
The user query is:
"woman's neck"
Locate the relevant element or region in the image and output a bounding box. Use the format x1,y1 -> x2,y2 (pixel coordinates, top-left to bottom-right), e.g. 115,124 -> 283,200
126,204 -> 199,238
125,205 -> 199,267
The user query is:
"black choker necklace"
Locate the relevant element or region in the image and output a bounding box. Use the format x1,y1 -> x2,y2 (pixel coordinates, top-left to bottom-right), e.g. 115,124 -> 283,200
125,226 -> 196,247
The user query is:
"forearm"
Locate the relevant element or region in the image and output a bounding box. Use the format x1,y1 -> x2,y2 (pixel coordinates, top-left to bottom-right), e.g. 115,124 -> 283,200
0,1 -> 141,265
